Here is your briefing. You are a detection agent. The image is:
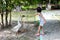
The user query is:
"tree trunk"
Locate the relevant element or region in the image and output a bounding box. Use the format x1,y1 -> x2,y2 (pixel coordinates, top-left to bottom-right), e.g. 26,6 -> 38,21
5,9 -> 8,27
9,10 -> 11,26
1,11 -> 4,29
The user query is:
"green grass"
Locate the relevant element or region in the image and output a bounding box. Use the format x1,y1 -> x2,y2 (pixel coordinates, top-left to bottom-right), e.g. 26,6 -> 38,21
11,11 -> 38,22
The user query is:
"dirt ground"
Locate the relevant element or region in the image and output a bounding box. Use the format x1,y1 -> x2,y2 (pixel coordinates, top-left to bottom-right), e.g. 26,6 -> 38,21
0,10 -> 60,40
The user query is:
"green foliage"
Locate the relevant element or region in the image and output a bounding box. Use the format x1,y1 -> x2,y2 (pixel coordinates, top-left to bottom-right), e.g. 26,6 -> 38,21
21,5 -> 37,10
58,1 -> 60,4
0,0 -> 60,11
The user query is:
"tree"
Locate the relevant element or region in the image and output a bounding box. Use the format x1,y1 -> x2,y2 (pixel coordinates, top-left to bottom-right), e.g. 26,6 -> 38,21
4,0 -> 15,27
0,0 -> 14,27
8,0 -> 14,26
0,0 -> 4,28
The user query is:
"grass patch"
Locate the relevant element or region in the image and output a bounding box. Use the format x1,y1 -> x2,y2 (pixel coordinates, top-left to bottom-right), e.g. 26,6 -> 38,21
11,11 -> 37,21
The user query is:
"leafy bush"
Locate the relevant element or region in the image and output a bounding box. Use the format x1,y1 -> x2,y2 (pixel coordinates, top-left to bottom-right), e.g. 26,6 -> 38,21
21,5 -> 46,10
21,5 -> 37,10
51,5 -> 60,10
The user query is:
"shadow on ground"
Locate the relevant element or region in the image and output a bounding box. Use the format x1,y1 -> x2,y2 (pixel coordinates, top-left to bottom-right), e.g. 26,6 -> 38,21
0,19 -> 60,40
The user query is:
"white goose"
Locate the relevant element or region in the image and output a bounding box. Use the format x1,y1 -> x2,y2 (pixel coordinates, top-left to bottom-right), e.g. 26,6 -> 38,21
11,16 -> 22,32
